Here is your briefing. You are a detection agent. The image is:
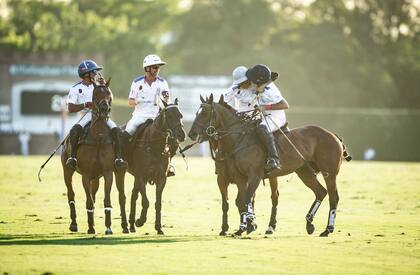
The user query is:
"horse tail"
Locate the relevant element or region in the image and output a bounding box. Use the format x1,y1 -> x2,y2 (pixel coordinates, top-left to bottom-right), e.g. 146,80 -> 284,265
334,134 -> 352,162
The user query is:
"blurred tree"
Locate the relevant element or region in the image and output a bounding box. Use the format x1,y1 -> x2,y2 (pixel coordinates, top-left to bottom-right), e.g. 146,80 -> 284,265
1,0 -> 418,108
305,0 -> 420,107
0,0 -> 180,97
166,0 -> 278,74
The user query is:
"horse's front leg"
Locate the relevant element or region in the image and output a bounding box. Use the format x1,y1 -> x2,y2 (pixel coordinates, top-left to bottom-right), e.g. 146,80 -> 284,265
129,177 -> 140,233
217,175 -> 229,236
266,177 -> 279,235
90,178 -> 100,206
63,167 -> 77,232
154,177 -> 167,235
233,182 -> 247,236
135,177 -> 149,228
82,174 -> 95,234
115,170 -> 129,233
244,174 -> 263,234
103,172 -> 113,235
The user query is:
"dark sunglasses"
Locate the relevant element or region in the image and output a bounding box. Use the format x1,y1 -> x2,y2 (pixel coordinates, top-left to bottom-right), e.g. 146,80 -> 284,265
150,65 -> 160,70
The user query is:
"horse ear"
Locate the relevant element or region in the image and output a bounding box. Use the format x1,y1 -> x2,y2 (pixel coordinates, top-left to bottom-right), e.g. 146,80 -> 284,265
209,93 -> 213,103
161,99 -> 168,107
174,98 -> 179,105
106,77 -> 111,87
218,94 -> 224,104
200,95 -> 205,103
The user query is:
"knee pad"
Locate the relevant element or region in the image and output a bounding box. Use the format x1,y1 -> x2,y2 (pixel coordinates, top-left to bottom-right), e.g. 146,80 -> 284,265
70,124 -> 83,135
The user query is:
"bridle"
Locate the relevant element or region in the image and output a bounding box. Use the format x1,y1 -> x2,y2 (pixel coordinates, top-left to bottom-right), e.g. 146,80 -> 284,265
194,102 -> 254,161
195,103 -> 244,141
91,85 -> 111,126
134,104 -> 184,156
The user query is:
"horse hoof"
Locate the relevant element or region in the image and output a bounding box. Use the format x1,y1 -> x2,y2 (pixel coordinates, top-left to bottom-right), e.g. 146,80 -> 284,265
233,229 -> 244,237
246,222 -> 258,234
265,226 -> 275,235
157,229 -> 164,235
306,223 -> 315,235
87,228 -> 95,234
129,225 -> 136,233
319,230 -> 330,237
105,228 -> 113,235
135,218 -> 146,227
122,227 -> 129,234
69,224 -> 78,232
219,231 -> 227,236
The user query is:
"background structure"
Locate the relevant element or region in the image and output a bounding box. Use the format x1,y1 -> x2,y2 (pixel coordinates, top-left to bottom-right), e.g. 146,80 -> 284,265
0,0 -> 419,160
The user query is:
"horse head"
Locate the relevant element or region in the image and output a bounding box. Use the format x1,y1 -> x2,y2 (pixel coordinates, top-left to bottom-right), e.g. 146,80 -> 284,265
188,94 -> 235,142
156,98 -> 186,143
92,78 -> 112,119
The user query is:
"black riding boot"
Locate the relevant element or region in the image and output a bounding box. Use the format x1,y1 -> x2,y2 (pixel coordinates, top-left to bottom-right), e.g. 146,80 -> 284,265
66,124 -> 83,171
111,127 -> 128,170
255,125 -> 281,172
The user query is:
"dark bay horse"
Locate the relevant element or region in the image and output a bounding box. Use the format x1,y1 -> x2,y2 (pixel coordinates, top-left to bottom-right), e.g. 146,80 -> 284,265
127,99 -> 185,235
188,94 -> 351,237
212,144 -> 280,236
61,79 -> 128,234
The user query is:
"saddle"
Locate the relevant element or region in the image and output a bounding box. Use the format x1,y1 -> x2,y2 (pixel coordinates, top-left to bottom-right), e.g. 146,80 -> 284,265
133,119 -> 154,145
78,121 -> 113,146
272,122 -> 290,136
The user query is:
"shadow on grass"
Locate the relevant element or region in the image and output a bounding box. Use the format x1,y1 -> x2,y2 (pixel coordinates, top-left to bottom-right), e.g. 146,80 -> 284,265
0,233 -> 216,246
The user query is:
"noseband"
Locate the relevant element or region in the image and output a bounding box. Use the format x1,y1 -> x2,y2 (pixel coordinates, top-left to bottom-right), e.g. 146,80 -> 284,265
193,103 -> 219,139
91,86 -> 111,126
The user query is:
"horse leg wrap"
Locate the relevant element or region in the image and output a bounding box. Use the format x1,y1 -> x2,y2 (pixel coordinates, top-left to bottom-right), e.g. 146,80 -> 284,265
327,209 -> 336,232
245,203 -> 256,222
306,200 -> 321,223
104,207 -> 112,212
240,212 -> 247,230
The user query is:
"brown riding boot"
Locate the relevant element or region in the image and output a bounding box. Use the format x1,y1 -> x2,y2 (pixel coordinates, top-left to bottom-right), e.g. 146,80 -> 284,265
255,125 -> 281,173
66,124 -> 83,171
111,127 -> 128,170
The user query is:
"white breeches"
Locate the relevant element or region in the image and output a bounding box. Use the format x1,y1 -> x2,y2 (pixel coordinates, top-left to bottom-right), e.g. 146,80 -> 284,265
125,115 -> 153,136
261,111 -> 286,133
77,112 -> 117,129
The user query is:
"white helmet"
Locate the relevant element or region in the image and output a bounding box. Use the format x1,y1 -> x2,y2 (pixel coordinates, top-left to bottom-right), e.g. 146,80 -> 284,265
143,54 -> 166,68
232,66 -> 248,85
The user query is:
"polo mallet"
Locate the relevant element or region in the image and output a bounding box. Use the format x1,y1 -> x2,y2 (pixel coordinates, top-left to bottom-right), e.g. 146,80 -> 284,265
256,94 -> 316,175
37,110 -> 91,182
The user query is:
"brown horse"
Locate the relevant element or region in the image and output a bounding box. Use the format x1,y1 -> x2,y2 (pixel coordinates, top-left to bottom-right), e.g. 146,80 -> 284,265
212,141 -> 280,236
61,79 -> 128,234
127,99 -> 185,235
188,94 -> 351,237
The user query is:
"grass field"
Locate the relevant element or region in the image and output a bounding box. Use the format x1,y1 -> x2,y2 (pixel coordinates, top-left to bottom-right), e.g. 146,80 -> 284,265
0,156 -> 419,274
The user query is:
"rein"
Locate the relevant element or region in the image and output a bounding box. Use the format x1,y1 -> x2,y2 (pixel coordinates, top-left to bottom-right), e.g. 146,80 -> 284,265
135,105 -> 182,157
203,103 -> 254,161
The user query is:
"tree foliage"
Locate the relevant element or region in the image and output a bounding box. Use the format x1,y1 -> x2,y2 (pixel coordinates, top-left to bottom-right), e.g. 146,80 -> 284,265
1,0 -> 418,107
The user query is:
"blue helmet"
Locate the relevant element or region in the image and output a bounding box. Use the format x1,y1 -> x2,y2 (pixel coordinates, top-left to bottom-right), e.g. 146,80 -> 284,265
77,60 -> 103,77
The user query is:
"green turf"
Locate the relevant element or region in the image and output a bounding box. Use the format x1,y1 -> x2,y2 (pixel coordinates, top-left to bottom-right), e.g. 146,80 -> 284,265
0,156 -> 419,274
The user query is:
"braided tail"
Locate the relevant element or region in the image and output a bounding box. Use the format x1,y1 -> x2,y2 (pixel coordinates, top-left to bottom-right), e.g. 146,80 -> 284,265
334,134 -> 352,162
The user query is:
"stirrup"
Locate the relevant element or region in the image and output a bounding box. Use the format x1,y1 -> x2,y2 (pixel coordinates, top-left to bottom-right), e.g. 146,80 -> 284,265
265,158 -> 281,172
66,157 -> 77,170
114,158 -> 127,169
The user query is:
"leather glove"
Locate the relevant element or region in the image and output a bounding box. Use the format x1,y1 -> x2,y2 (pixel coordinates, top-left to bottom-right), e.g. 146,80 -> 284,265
84,102 -> 93,109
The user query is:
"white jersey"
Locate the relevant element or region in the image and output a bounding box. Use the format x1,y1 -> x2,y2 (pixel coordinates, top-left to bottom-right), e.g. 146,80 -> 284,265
67,81 -> 117,128
67,81 -> 93,113
128,75 -> 170,118
224,82 -> 286,131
